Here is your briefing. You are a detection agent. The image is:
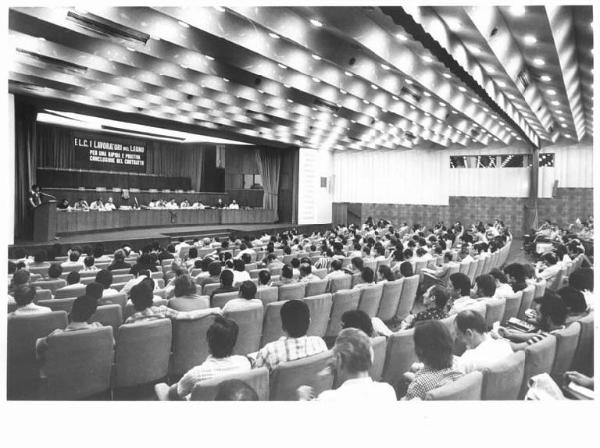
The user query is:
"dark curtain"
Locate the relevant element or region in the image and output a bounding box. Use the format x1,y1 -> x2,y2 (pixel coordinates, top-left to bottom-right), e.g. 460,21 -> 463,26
255,148 -> 281,216
14,101 -> 38,240
146,142 -> 205,191
36,123 -> 74,168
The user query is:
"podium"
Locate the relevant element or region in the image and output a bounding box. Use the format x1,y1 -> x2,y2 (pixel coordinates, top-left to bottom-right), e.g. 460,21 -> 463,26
33,201 -> 57,242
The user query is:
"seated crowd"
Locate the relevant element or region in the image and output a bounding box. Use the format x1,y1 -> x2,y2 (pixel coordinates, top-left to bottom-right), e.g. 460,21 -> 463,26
57,196 -> 242,211
7,216 -> 594,400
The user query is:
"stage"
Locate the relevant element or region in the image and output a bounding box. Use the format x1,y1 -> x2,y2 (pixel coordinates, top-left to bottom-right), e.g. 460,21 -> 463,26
9,222 -> 330,257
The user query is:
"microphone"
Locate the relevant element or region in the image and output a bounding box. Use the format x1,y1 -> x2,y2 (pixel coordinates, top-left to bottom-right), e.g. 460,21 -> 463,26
40,192 -> 56,199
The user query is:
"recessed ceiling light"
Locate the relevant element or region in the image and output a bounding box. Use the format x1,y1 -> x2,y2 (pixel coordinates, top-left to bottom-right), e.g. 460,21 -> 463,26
523,35 -> 537,45
178,20 -> 189,28
269,32 -> 280,39
564,133 -> 572,138
422,55 -> 434,63
214,6 -> 226,12
283,84 -> 291,89
223,77 -> 230,82
443,73 -> 452,79
312,54 -> 321,61
458,86 -> 467,92
405,79 -> 414,85
533,58 -> 545,66
381,63 -> 390,70
396,33 -> 408,41
423,91 -> 431,97
287,98 -> 293,103
392,95 -> 399,101
561,123 -> 568,128
540,75 -> 552,82
126,46 -> 135,52
310,18 -> 323,27
409,105 -> 416,110
551,100 -> 561,106
278,63 -> 287,69
371,84 -> 378,90
340,89 -> 347,95
257,89 -> 264,94
470,46 -> 481,55
547,89 -> 557,95
205,55 -> 215,61
363,99 -> 370,104
312,77 -> 320,83
497,80 -> 507,88
509,6 -> 526,16
439,101 -> 446,107
446,18 -> 462,31
344,71 -> 353,77
473,98 -> 480,103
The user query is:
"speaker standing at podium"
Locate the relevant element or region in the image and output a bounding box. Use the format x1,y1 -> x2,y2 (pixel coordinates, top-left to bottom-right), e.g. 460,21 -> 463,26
28,184 -> 56,209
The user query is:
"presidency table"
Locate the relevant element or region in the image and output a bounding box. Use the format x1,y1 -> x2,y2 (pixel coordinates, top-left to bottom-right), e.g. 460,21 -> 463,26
52,208 -> 277,237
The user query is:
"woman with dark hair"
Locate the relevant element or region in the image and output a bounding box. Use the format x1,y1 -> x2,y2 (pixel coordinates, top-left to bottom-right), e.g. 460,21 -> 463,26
504,263 -> 528,292
403,320 -> 463,400
168,275 -> 209,311
108,249 -> 131,271
353,267 -> 376,290
398,261 -> 414,278
130,253 -> 158,275
402,286 -> 450,329
377,265 -> 395,283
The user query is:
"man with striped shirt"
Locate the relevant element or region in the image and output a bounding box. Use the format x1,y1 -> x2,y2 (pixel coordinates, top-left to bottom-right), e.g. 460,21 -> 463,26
252,300 -> 328,371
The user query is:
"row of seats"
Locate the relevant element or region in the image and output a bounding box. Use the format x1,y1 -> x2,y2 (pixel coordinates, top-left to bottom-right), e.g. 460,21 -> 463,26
7,296 -> 593,400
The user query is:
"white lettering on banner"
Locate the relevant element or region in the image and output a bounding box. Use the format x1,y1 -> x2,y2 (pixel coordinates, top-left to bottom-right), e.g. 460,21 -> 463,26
74,133 -> 146,171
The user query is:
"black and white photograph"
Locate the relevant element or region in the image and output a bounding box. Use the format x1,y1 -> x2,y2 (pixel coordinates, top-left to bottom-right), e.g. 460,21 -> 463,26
2,1 -> 597,445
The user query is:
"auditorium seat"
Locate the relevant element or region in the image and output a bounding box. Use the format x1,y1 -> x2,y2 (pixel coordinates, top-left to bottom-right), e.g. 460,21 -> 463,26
519,335 -> 557,399
325,289 -> 360,338
278,282 -> 306,301
572,312 -> 594,376
211,291 -> 240,308
80,277 -> 96,285
31,279 -> 66,294
466,260 -> 478,284
38,298 -> 77,313
98,293 -> 127,311
113,274 -> 134,283
357,284 -> 383,318
305,279 -> 329,297
269,266 -> 282,276
255,287 -> 279,307
168,295 -> 210,311
517,285 -> 536,320
170,311 -> 218,378
481,297 -> 506,330
369,336 -> 387,382
36,289 -> 53,301
458,261 -> 470,275
534,279 -> 547,299
190,367 -> 270,401
269,351 -> 334,401
328,275 -> 352,293
89,304 -> 123,338
54,285 -> 87,299
261,301 -> 286,346
350,272 -> 362,288
502,291 -> 523,323
381,328 -> 417,392
39,326 -> 114,400
224,306 -> 264,355
304,293 -> 333,338
114,319 -> 172,395
313,268 -> 327,279
249,269 -> 262,279
7,311 -> 68,400
28,266 -> 49,276
123,299 -> 168,321
244,263 -> 258,272
202,283 -> 221,296
550,322 -> 581,383
395,275 -> 419,321
425,371 -> 483,400
481,351 -> 526,400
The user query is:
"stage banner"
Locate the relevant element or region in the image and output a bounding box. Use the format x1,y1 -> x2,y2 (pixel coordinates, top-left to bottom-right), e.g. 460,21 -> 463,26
72,131 -> 146,173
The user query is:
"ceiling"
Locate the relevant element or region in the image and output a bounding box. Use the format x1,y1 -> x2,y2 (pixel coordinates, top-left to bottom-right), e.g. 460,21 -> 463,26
8,5 -> 594,152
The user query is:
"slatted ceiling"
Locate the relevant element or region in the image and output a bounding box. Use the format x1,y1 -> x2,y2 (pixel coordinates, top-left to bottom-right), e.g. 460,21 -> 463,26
8,6 -> 593,152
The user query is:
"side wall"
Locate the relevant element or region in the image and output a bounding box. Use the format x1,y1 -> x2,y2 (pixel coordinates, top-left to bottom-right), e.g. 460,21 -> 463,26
332,140 -> 593,234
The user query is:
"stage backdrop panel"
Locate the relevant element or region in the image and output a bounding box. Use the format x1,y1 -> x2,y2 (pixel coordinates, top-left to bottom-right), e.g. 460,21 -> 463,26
72,132 -> 146,173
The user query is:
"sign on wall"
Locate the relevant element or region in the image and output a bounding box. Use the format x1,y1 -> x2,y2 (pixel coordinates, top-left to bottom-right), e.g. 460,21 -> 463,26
72,131 -> 146,173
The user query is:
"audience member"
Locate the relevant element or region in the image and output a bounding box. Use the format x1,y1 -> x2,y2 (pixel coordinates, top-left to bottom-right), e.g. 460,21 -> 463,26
10,285 -> 50,315
222,280 -> 262,312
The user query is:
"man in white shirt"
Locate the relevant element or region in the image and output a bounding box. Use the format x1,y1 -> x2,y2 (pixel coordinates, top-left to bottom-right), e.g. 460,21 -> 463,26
228,200 -> 240,209
489,269 -> 515,299
298,263 -> 321,283
104,197 -> 117,211
10,285 -> 51,316
325,259 -> 347,280
297,328 -> 396,402
222,281 -> 262,313
454,310 -> 513,374
60,251 -> 84,271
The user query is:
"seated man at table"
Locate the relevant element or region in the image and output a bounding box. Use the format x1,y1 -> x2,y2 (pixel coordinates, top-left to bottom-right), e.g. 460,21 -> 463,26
180,198 -> 190,208
191,200 -> 205,209
148,198 -> 159,208
89,198 -> 105,211
228,200 -> 240,210
165,198 -> 178,209
73,198 -> 89,211
104,197 -> 117,211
